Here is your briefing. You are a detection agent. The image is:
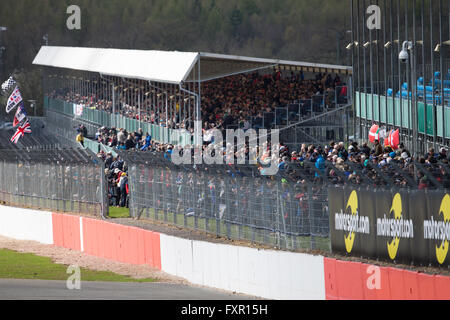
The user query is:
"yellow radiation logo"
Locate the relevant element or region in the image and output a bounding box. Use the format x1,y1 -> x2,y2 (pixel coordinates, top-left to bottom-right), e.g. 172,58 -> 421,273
345,191 -> 358,253
436,195 -> 450,265
387,193 -> 402,260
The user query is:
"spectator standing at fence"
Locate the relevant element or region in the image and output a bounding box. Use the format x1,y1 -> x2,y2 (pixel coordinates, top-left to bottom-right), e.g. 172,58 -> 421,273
110,156 -> 124,171
76,132 -> 84,147
118,172 -> 128,207
113,168 -> 122,207
80,125 -> 88,139
418,176 -> 428,190
104,151 -> 114,168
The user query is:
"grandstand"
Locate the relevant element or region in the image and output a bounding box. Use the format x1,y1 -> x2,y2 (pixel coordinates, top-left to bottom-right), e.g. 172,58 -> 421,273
32,46 -> 353,151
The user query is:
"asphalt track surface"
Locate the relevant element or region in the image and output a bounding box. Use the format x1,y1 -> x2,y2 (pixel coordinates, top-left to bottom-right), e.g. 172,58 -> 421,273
0,279 -> 257,300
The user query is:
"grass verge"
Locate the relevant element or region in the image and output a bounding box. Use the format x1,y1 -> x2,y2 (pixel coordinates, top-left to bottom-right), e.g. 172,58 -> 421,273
0,249 -> 155,283
108,206 -> 131,218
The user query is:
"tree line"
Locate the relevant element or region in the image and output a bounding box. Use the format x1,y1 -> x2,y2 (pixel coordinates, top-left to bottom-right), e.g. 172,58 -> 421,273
0,0 -> 350,116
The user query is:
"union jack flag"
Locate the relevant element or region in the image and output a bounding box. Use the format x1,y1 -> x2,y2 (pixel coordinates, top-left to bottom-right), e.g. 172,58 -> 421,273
6,86 -> 23,114
10,120 -> 31,144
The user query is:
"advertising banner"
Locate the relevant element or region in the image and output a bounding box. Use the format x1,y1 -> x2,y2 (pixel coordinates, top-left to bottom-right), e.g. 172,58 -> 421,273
329,187 -> 449,268
329,187 -> 374,257
425,192 -> 450,267
409,190 -> 430,266
375,190 -> 413,265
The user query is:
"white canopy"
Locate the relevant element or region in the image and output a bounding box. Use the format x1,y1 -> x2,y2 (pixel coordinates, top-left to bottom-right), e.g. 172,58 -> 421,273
33,46 -> 352,85
33,46 -> 199,85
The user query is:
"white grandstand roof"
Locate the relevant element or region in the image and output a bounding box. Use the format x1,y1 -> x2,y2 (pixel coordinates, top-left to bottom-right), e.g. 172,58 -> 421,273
33,46 -> 199,85
33,46 -> 352,85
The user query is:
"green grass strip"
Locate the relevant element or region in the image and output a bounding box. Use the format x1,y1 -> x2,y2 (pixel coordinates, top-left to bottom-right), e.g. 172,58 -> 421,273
0,249 -> 155,283
108,206 -> 131,218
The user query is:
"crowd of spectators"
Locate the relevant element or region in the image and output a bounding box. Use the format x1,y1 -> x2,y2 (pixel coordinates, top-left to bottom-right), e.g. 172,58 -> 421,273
96,150 -> 130,208
58,69 -> 448,191
276,140 -> 450,190
88,119 -> 450,190
49,70 -> 348,132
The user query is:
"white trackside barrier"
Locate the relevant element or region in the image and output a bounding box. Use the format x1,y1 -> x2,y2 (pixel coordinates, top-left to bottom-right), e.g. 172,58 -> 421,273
0,205 -> 53,245
159,234 -> 326,300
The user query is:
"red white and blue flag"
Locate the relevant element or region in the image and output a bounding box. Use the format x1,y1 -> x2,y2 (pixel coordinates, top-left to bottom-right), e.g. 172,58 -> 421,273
6,86 -> 23,114
10,120 -> 31,144
13,103 -> 27,127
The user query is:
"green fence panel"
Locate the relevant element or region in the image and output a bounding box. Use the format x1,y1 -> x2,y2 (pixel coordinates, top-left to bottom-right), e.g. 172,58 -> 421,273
387,97 -> 394,125
46,97 -> 200,145
379,95 -> 387,123
44,96 -> 49,110
83,138 -> 101,154
417,102 -> 435,136
356,92 -> 449,138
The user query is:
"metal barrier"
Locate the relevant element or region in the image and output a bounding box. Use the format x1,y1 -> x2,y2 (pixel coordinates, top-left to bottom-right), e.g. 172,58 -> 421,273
0,149 -> 107,217
119,149 -> 450,252
46,97 -> 192,146
122,151 -> 329,251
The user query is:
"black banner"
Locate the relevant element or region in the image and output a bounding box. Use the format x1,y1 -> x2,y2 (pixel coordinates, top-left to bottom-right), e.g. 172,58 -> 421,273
329,186 -> 450,268
426,192 -> 450,267
329,187 -> 374,258
409,190 -> 430,267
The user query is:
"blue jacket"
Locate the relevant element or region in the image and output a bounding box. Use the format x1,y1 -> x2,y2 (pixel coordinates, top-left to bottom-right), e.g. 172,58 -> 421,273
315,155 -> 325,177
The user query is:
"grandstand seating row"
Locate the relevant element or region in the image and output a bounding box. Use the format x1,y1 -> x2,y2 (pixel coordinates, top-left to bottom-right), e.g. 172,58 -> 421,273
386,70 -> 450,105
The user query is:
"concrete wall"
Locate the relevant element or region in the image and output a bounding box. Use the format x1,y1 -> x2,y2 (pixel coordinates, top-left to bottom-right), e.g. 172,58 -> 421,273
1,205 -> 449,300
0,205 -> 53,244
159,234 -> 326,300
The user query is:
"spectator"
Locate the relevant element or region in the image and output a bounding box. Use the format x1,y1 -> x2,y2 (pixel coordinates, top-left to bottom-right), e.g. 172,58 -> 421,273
140,133 -> 152,151
118,172 -> 128,207
110,156 -> 124,171
104,151 -> 114,168
439,148 -> 448,161
76,132 -> 84,147
418,176 -> 428,190
117,129 -> 126,145
373,140 -> 383,157
125,134 -> 135,150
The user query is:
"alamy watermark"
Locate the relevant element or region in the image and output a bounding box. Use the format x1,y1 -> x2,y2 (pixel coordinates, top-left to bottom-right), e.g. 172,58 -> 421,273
366,265 -> 381,290
367,5 -> 381,30
66,265 -> 81,290
170,121 -> 281,176
67,5 -> 81,30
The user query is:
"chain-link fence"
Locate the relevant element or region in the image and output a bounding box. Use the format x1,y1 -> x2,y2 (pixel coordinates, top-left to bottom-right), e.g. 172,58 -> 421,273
122,152 -> 330,251
0,149 -> 107,217
120,149 -> 450,252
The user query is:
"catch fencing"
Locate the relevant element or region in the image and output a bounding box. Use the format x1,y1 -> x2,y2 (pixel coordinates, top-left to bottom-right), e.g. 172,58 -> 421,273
0,149 -> 107,217
123,151 -> 329,252
121,149 -> 449,252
